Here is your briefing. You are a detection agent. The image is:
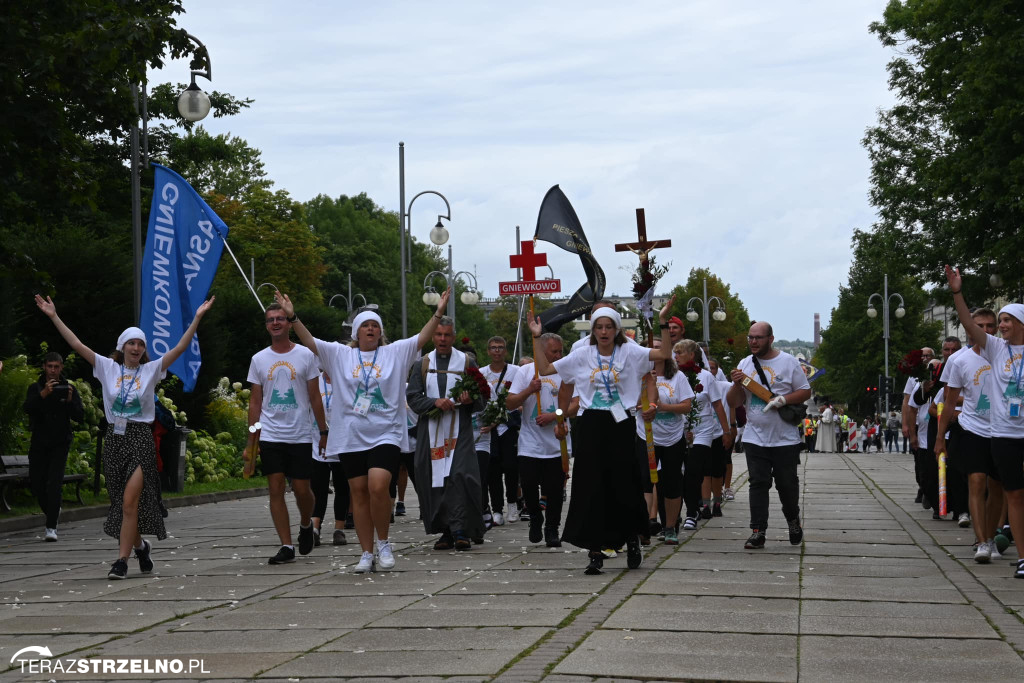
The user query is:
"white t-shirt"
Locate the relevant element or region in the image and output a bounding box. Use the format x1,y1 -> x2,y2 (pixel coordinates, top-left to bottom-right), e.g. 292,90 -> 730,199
907,380 -> 930,439
93,356 -> 167,423
314,336 -> 419,454
735,351 -> 809,447
978,334 -> 1024,439
903,376 -> 917,396
480,363 -> 520,437
553,341 -> 653,412
635,372 -> 694,447
690,368 -> 722,447
311,374 -> 338,462
942,347 -> 992,438
247,344 -> 320,443
509,362 -> 575,459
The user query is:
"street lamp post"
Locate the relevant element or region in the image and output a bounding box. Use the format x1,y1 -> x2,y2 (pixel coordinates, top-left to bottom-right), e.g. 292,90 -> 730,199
867,273 -> 906,417
328,273 -> 368,314
685,277 -> 727,347
399,142 -> 452,338
132,33 -> 213,323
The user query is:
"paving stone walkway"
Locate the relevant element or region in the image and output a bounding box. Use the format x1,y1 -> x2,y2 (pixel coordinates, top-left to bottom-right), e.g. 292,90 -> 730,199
1,451 -> 1022,681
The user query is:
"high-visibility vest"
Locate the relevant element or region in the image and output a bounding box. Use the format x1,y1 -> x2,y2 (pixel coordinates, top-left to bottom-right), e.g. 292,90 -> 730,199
803,418 -> 814,436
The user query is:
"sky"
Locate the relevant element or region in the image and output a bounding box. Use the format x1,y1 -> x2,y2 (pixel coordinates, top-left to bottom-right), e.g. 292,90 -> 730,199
155,1 -> 896,341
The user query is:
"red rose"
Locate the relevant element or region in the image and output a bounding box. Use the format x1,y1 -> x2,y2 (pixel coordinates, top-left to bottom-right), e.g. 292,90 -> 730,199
695,383 -> 704,393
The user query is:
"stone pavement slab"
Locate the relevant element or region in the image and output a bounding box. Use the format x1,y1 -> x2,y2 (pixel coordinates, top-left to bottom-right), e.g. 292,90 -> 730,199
637,568 -> 799,599
603,594 -> 800,634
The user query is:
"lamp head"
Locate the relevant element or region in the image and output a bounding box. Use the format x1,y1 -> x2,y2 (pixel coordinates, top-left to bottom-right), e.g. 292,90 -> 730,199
866,307 -> 878,319
422,289 -> 441,306
990,273 -> 1003,287
712,310 -> 726,322
894,306 -> 906,319
460,290 -> 480,305
429,220 -> 449,245
177,82 -> 212,122
685,309 -> 699,322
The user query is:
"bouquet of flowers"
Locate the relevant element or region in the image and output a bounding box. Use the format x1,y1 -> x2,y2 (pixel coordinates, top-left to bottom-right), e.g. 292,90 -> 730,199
897,350 -> 929,381
480,380 -> 512,427
679,360 -> 704,430
425,366 -> 492,419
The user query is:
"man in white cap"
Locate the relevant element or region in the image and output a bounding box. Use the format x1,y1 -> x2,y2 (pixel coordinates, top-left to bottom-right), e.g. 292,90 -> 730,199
246,302 -> 327,565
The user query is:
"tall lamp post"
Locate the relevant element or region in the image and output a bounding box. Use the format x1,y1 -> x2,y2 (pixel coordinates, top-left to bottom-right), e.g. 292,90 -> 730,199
399,142 -> 452,338
867,273 -> 906,417
685,277 -> 727,347
328,273 -> 368,313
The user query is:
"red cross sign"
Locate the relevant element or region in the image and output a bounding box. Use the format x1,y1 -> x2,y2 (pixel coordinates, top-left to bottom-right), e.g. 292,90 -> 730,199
509,241 -> 547,281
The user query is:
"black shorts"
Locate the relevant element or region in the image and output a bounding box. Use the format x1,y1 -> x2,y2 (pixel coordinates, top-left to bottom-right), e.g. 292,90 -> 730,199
260,441 -> 313,480
991,437 -> 1024,491
340,444 -> 400,479
956,428 -> 997,478
708,435 -> 728,478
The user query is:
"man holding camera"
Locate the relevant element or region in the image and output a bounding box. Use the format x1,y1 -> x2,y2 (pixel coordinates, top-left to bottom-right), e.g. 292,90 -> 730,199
23,352 -> 83,541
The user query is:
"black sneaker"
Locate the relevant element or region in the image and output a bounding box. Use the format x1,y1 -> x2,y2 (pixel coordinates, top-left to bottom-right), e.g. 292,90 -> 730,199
744,530 -> 766,549
298,525 -> 314,556
626,537 -> 642,569
313,526 -> 322,547
1015,559 -> 1024,579
135,539 -> 153,574
545,527 -> 561,548
345,512 -> 355,529
518,498 -> 529,521
914,490 -> 923,504
585,552 -> 604,575
787,518 -> 803,545
269,546 -> 296,564
700,505 -> 713,520
529,517 -> 543,544
649,518 -> 663,537
395,501 -> 406,517
712,503 -> 723,518
108,558 -> 128,580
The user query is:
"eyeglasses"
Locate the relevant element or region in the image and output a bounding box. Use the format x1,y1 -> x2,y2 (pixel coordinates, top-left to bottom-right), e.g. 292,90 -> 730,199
747,335 -> 769,341
266,316 -> 288,324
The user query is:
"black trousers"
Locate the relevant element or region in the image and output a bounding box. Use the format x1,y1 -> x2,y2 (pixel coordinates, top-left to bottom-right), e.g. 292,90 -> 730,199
744,443 -> 801,531
519,456 -> 565,530
804,435 -> 815,452
29,441 -> 70,529
945,426 -> 969,516
311,459 -> 350,523
477,449 -> 490,513
488,428 -> 519,511
682,443 -> 709,519
389,451 -> 416,500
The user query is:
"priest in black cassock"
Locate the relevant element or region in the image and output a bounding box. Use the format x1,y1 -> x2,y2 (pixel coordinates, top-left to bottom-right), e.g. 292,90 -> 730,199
407,317 -> 487,550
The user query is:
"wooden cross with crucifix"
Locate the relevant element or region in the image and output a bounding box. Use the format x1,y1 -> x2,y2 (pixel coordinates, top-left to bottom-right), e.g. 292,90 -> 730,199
614,208 -> 671,265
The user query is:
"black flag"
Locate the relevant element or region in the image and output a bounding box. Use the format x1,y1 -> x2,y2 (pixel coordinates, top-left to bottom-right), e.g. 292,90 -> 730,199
533,185 -> 606,332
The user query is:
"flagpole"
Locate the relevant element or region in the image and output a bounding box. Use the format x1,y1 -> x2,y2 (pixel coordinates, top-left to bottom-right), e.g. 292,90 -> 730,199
218,234 -> 266,312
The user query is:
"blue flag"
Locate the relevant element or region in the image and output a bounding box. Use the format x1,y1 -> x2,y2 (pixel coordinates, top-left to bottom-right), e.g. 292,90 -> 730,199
140,164 -> 228,391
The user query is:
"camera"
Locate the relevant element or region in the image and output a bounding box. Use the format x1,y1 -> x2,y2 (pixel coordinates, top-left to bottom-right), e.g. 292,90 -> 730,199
52,383 -> 71,392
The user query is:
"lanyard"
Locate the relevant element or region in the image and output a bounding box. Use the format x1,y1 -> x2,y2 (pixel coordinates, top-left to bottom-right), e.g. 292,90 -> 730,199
358,347 -> 379,394
118,364 -> 141,411
596,346 -> 619,404
321,376 -> 331,413
1008,342 -> 1024,395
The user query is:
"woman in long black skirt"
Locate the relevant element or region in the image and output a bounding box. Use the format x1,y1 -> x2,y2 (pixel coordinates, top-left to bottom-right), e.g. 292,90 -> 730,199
36,294 -> 214,579
529,299 -> 674,574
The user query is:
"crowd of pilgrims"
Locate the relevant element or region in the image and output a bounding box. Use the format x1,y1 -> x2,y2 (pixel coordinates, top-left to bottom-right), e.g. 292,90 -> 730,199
50,274 -> 963,579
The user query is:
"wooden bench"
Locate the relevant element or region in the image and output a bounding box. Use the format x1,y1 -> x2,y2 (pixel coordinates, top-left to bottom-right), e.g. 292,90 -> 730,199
0,455 -> 87,513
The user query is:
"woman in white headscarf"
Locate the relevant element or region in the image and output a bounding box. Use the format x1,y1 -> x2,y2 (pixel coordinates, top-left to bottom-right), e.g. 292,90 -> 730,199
529,299 -> 674,575
34,294 -> 214,579
277,290 -> 450,574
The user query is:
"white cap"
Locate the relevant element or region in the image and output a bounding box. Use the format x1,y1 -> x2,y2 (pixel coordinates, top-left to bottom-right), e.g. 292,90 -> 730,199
117,327 -> 146,351
590,307 -> 621,330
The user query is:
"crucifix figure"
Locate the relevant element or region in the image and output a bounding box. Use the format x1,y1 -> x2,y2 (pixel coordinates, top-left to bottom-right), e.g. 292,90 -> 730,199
614,208 -> 671,266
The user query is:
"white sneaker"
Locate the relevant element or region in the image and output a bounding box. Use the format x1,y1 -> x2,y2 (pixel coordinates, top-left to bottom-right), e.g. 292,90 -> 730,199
507,504 -> 520,523
376,539 -> 395,570
723,488 -> 735,501
44,528 -> 57,542
682,517 -> 697,530
958,512 -> 971,528
492,511 -> 505,526
353,551 -> 375,573
990,540 -> 1003,561
974,541 -> 991,564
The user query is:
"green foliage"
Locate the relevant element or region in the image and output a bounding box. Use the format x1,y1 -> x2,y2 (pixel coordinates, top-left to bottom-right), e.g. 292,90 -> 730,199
865,0 -> 1024,297
0,356 -> 36,456
811,229 -> 942,419
666,268 -> 752,373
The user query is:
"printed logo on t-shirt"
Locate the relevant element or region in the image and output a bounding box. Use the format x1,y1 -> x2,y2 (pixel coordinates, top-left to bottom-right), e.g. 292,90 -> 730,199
588,365 -> 621,408
112,373 -> 142,417
975,393 -> 991,416
532,377 -> 559,418
267,361 -> 299,412
353,385 -> 389,412
750,364 -> 777,409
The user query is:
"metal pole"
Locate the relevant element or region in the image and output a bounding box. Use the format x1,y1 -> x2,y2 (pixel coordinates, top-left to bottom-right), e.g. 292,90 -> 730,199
702,277 -> 710,347
348,272 -> 353,313
447,245 -> 455,327
883,273 -> 890,417
399,142 -> 408,338
250,258 -> 255,288
131,83 -> 142,324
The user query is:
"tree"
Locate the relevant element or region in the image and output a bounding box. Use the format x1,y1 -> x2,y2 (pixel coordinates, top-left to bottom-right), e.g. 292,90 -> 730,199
665,268 -> 752,373
865,1 -> 1024,298
811,228 -> 941,418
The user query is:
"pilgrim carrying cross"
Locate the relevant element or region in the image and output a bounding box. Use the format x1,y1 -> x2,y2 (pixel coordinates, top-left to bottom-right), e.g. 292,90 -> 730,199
614,208 -> 672,264
509,240 -> 548,281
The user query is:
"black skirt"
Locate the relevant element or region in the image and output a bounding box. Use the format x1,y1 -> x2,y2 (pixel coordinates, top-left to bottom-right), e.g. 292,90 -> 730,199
103,422 -> 167,541
561,410 -> 648,551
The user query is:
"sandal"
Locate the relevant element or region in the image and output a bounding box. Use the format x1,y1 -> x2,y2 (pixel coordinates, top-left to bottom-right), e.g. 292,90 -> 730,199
1015,559 -> 1024,579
